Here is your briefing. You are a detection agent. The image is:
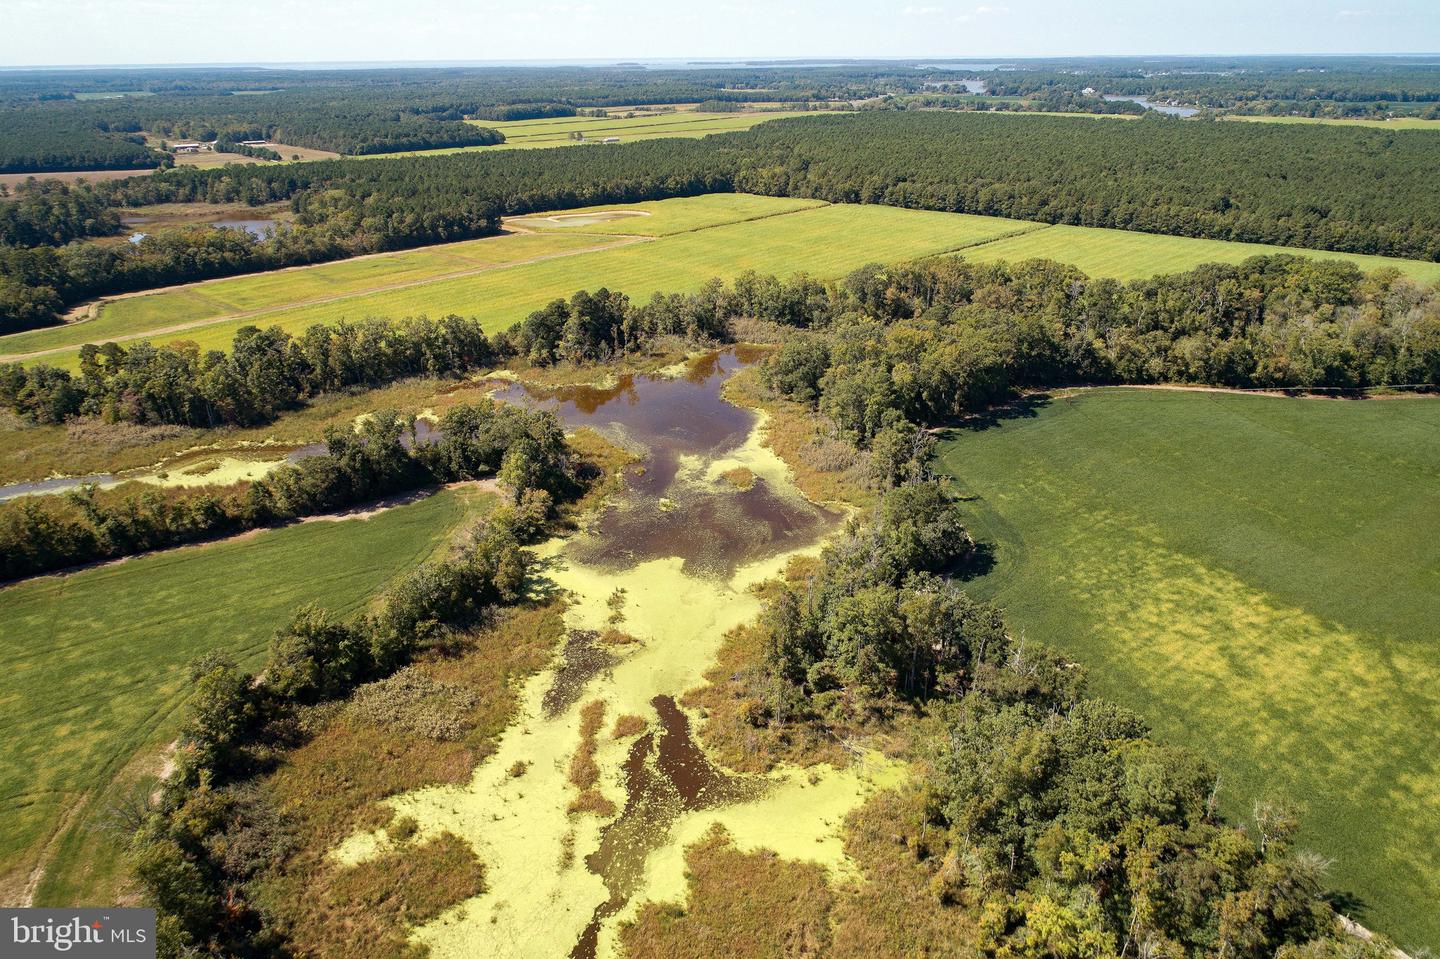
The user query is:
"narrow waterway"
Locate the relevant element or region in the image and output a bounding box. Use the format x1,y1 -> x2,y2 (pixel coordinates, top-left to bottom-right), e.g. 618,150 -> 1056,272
0,419 -> 438,503
333,350 -> 900,959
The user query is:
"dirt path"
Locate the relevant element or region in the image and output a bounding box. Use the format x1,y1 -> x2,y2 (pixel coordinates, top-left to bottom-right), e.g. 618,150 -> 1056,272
2,234 -> 647,364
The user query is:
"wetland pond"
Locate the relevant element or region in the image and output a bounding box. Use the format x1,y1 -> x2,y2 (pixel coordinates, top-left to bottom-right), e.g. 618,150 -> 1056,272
334,349 -> 902,959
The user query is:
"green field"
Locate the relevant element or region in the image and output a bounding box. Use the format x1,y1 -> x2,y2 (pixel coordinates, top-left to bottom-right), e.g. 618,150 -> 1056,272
0,489 -> 478,904
363,111 -> 836,158
959,222 -> 1440,283
507,193 -> 829,235
936,390 -> 1440,951
0,197 -> 1042,365
0,230 -> 628,360
1223,115 -> 1440,130
5,193 -> 1440,368
482,110 -> 833,149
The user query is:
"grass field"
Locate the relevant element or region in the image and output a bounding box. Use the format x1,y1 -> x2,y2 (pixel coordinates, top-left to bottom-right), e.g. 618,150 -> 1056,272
6,193 -> 1440,368
0,197 -> 1041,365
958,222 -> 1440,283
0,169 -> 156,190
507,193 -> 828,235
478,110 -> 833,150
1223,115 -> 1440,130
0,230 -> 628,360
936,390 -> 1440,951
364,111 -> 836,159
0,488 -> 481,906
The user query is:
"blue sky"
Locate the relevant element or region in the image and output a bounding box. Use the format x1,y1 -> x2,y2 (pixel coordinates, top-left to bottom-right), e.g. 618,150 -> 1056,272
3,0 -> 1438,67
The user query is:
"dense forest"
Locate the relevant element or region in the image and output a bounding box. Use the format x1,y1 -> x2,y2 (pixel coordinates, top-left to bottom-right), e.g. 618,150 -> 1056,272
722,112 -> 1440,260
0,62 -> 927,172
7,109 -> 1440,334
5,58 -> 1440,172
0,106 -> 172,173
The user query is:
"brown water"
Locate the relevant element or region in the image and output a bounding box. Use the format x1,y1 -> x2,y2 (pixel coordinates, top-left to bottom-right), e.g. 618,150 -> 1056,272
493,348 -> 838,577
570,695 -> 761,959
543,630 -> 620,719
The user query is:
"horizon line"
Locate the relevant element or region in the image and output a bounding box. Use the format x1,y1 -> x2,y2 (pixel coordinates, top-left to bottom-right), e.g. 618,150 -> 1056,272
5,52 -> 1440,72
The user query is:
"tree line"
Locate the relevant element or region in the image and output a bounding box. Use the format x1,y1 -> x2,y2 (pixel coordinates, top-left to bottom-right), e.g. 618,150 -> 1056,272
721,112 -> 1440,261
760,255 -> 1440,449
6,252 -> 1437,435
0,399 -> 572,582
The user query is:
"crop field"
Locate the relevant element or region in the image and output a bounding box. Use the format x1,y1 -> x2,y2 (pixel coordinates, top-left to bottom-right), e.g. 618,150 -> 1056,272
6,192 -> 1440,369
1223,115 -> 1440,130
507,193 -> 828,235
0,196 -> 1041,365
0,488 -> 482,906
958,222 -> 1440,283
0,230 -> 628,360
936,389 -> 1440,951
479,110 -> 833,149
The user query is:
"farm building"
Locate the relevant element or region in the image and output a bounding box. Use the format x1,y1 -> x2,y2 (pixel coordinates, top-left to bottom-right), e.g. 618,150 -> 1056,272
602,136 -> 621,143
171,143 -> 201,153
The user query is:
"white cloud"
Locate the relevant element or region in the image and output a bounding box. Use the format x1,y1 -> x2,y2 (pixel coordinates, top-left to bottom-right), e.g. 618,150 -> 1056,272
955,4 -> 1009,23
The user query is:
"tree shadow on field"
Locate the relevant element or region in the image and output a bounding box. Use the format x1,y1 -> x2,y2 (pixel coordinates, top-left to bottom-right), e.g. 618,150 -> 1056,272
943,393 -> 1053,434
1322,889 -> 1371,925
949,540 -> 997,582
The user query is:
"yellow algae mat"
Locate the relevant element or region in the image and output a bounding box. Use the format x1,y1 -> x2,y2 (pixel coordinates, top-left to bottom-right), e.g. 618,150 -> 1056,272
333,352 -> 903,958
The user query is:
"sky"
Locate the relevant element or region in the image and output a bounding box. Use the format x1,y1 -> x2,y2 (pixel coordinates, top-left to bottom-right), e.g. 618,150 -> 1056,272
2,0 -> 1438,68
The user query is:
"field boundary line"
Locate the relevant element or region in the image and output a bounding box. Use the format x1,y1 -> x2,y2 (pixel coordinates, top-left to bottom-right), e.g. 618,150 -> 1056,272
665,199 -> 837,237
921,221 -> 1055,258
0,235 -> 649,364
505,197 -> 833,241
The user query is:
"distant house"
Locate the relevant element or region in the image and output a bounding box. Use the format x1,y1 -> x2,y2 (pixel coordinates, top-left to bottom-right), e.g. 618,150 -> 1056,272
240,139 -> 269,147
1082,87 -> 1098,96
171,143 -> 201,153
601,137 -> 621,144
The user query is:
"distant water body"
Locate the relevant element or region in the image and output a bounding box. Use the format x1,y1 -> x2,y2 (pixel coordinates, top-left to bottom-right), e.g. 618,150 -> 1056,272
1104,94 -> 1200,117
